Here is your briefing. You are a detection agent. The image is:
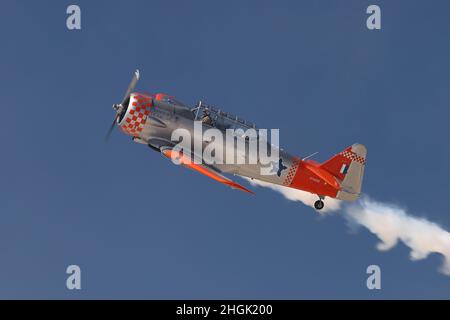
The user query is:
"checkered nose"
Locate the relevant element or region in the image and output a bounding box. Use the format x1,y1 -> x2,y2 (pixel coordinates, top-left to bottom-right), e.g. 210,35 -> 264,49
118,93 -> 153,137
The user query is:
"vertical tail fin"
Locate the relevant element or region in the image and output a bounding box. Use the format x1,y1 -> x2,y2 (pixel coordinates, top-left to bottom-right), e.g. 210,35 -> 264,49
321,144 -> 367,201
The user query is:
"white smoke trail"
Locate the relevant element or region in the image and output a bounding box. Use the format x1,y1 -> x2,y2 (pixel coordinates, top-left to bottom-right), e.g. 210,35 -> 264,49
346,198 -> 450,275
246,178 -> 342,212
246,178 -> 450,276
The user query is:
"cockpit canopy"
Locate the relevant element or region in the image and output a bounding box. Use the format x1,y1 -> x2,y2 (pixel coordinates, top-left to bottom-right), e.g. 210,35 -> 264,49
191,102 -> 257,132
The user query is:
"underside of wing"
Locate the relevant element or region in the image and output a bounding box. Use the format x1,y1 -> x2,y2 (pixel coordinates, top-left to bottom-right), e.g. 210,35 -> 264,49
161,149 -> 254,194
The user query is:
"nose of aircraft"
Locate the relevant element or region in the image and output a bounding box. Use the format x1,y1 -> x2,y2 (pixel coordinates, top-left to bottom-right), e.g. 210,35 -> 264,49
105,70 -> 140,142
117,93 -> 153,137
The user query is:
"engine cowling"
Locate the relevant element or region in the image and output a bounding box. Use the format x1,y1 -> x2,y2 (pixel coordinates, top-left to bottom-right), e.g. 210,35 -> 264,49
117,93 -> 153,137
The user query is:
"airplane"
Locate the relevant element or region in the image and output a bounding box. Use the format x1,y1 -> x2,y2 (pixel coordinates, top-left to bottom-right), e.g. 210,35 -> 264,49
106,70 -> 367,210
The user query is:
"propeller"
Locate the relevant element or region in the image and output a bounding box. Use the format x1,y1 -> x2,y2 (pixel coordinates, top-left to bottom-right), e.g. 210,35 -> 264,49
105,69 -> 140,142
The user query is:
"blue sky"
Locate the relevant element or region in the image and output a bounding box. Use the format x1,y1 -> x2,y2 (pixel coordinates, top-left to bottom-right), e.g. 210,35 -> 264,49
0,0 -> 449,299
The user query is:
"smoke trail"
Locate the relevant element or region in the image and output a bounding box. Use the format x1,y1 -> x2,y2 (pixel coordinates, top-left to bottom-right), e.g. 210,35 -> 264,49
246,178 -> 342,212
246,178 -> 450,276
346,198 -> 450,275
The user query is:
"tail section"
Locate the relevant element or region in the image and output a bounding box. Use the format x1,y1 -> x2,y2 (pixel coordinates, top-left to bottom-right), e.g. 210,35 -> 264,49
321,144 -> 367,201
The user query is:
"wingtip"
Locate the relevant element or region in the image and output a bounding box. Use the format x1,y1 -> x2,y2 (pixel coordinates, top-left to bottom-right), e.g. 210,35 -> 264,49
226,181 -> 255,195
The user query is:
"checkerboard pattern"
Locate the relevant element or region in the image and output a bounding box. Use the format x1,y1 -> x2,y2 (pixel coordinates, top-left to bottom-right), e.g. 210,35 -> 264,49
340,150 -> 366,165
120,94 -> 152,137
283,157 -> 300,186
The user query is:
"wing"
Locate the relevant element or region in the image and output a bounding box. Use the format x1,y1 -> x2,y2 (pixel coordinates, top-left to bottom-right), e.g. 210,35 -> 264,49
161,148 -> 254,194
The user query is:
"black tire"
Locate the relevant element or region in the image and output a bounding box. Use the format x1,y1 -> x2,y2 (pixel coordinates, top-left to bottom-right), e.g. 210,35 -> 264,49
314,200 -> 324,210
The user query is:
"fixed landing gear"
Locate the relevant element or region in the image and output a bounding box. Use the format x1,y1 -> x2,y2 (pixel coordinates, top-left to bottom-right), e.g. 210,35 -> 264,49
314,196 -> 325,210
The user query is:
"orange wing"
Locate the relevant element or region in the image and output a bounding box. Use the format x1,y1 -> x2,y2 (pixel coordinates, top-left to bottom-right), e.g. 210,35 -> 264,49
161,149 -> 254,194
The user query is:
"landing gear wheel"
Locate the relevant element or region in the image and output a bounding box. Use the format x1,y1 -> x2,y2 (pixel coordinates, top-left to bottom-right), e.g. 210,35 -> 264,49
314,200 -> 324,210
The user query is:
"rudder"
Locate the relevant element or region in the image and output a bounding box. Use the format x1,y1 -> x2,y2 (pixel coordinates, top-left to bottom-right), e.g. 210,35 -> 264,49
321,144 -> 367,201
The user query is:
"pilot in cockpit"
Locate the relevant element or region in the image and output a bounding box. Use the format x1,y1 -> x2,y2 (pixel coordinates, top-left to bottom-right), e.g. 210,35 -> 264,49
201,109 -> 213,126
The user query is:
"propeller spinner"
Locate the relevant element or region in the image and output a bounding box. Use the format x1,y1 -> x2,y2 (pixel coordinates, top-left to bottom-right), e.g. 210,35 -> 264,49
105,69 -> 140,141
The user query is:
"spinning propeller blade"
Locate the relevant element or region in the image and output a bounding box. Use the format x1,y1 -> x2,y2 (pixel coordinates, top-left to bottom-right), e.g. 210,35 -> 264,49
105,69 -> 140,142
